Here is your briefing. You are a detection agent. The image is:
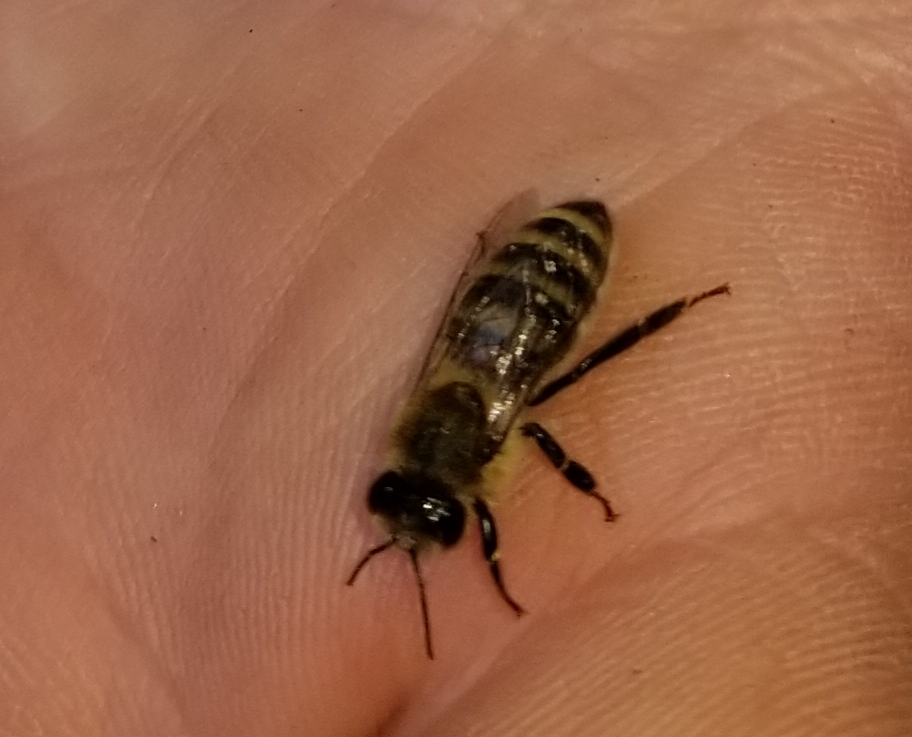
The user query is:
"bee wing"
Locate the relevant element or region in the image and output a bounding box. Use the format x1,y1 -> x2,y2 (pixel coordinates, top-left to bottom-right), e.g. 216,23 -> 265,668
476,189 -> 541,259
412,192 -> 542,388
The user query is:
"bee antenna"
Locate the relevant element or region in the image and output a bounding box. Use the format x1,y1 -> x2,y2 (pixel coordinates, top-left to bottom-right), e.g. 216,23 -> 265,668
346,537 -> 396,586
408,548 -> 434,660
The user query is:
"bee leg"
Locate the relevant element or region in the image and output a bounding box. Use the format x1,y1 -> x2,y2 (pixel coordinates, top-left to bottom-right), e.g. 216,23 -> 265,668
529,283 -> 731,406
472,499 -> 525,616
521,422 -> 615,522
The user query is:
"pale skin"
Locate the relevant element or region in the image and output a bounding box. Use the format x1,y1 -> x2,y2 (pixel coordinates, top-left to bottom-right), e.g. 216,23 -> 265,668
1,1 -> 911,735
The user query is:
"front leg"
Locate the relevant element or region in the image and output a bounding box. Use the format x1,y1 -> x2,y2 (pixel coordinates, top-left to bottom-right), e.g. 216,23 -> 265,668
473,498 -> 525,616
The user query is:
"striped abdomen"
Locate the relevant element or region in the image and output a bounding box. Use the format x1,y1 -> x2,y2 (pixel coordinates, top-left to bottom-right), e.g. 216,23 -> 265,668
437,200 -> 613,440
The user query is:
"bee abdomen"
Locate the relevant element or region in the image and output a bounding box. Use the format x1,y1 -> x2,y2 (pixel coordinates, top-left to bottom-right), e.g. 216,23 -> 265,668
489,200 -> 610,317
491,243 -> 595,313
448,273 -> 575,374
512,201 -> 611,282
444,201 -> 611,380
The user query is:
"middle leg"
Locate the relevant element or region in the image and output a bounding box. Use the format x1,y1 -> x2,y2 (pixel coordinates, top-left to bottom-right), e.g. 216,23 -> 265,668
521,421 -> 616,521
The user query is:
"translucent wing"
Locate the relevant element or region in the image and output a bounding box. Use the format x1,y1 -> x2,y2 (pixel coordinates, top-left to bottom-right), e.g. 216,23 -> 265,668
412,191 -> 541,388
415,198 -> 610,446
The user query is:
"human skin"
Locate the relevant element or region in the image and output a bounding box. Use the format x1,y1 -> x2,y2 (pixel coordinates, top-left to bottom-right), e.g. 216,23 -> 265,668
2,1 -> 911,735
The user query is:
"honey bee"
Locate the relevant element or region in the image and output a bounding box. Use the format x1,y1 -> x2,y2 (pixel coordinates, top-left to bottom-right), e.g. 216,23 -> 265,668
347,200 -> 729,658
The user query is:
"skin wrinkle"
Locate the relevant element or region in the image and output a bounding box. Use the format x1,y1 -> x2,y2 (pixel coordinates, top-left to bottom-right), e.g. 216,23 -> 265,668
805,524 -> 912,622
91,583 -> 193,734
1,509 -> 191,732
201,256 -> 298,442
239,42 -> 499,383
131,102 -> 223,235
304,42 -> 488,239
569,71 -> 789,204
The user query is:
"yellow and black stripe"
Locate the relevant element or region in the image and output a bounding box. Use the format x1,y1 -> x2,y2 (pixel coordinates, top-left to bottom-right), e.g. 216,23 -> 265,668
445,201 -> 612,383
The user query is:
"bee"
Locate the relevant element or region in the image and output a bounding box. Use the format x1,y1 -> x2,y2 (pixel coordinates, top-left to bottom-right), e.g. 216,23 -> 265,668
347,199 -> 729,658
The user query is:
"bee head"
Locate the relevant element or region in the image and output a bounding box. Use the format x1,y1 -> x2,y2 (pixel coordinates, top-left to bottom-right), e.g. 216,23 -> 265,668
368,470 -> 466,548
348,471 -> 465,658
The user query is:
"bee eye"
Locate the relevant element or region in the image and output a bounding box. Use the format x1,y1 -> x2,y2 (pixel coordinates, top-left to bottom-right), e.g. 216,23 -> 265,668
428,496 -> 465,547
367,471 -> 410,514
367,472 -> 465,548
